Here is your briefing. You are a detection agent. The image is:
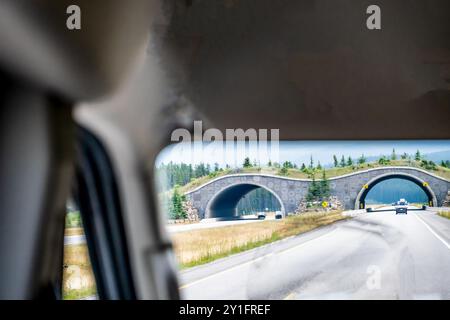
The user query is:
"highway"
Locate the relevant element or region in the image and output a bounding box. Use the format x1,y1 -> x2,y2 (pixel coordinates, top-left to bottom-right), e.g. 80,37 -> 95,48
179,208 -> 450,299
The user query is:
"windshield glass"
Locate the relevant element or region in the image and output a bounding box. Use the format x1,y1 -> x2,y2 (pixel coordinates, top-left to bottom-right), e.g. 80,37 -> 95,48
155,140 -> 450,299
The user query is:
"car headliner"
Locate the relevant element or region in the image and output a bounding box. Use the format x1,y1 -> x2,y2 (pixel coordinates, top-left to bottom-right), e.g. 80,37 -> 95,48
2,0 -> 448,142
156,0 -> 450,140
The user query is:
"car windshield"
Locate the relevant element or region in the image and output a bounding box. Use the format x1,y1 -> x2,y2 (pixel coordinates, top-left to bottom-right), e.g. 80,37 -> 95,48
72,1 -> 450,300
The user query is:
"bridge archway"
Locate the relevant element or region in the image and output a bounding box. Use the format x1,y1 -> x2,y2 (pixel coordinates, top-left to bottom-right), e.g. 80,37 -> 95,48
354,172 -> 437,209
205,183 -> 285,219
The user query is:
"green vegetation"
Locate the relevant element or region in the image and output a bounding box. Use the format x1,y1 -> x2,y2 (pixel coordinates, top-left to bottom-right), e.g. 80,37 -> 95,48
243,157 -> 252,168
157,151 -> 450,216
391,148 -> 397,160
65,211 -> 82,228
169,186 -> 187,219
420,159 -> 437,171
415,150 -> 422,161
159,158 -> 450,197
173,211 -> 347,269
306,170 -> 330,202
378,155 -> 390,165
340,155 -> 346,167
440,160 -> 450,168
156,162 -> 224,192
63,287 -> 97,300
358,154 -> 367,165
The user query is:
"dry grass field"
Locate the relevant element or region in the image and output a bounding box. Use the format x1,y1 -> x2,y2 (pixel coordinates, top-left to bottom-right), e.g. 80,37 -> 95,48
62,243 -> 97,300
64,227 -> 84,236
438,211 -> 450,219
172,211 -> 347,269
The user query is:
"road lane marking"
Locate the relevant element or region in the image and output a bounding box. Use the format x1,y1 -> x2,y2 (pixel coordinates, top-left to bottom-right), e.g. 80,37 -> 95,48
179,228 -> 338,290
414,213 -> 450,250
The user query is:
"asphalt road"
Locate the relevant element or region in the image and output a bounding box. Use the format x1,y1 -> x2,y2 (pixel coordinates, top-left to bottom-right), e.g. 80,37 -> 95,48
179,209 -> 450,300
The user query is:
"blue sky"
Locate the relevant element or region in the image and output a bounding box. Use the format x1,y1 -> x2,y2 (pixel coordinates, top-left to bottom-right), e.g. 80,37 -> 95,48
156,140 -> 450,168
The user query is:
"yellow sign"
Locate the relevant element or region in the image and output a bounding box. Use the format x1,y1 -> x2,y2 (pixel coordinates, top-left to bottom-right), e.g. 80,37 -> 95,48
363,184 -> 369,189
423,182 -> 429,187
322,201 -> 328,208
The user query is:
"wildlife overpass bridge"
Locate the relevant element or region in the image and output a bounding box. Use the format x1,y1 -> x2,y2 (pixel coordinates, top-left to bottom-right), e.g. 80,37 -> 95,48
185,167 -> 450,219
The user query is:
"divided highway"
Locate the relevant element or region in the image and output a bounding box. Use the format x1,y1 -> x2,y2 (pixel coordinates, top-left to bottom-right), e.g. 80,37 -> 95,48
179,209 -> 450,299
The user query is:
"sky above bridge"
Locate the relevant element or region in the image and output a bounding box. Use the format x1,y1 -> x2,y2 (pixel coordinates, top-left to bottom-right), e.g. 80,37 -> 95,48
157,140 -> 450,168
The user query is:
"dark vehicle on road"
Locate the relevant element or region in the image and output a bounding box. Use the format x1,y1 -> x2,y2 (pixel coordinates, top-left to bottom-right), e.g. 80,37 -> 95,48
395,206 -> 408,214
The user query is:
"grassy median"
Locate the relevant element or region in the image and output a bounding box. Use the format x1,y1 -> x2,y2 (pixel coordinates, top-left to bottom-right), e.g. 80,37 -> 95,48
438,211 -> 450,219
172,211 -> 347,269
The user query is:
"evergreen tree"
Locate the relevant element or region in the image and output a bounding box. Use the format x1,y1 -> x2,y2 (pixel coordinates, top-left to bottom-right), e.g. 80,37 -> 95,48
306,176 -> 319,202
420,160 -> 437,171
279,161 -> 292,175
391,148 -> 397,160
317,161 -> 322,170
319,170 -> 330,199
170,186 -> 187,219
415,150 -> 421,161
306,171 -> 330,203
283,161 -> 294,169
300,163 -> 306,172
309,155 -> 314,169
401,152 -> 408,160
194,163 -> 207,177
333,155 -> 338,167
347,156 -> 353,166
268,160 -> 272,167
340,155 -> 346,167
243,157 -> 252,168
358,154 -> 366,165
188,164 -> 193,179
214,162 -> 220,172
378,155 -> 390,165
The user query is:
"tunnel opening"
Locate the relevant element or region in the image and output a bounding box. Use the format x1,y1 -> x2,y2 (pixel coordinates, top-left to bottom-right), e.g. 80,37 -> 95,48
206,183 -> 284,219
356,173 -> 436,209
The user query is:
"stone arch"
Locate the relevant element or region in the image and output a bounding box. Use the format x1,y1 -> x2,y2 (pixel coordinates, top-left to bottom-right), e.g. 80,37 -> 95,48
354,172 -> 438,209
205,182 -> 286,219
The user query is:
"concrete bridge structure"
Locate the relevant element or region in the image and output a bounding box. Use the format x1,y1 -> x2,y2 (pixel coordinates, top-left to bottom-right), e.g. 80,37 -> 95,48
185,167 -> 450,219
